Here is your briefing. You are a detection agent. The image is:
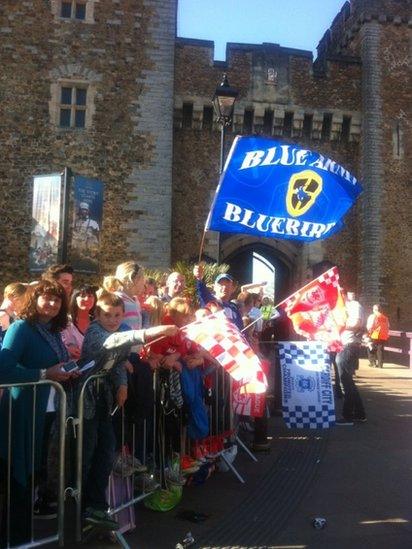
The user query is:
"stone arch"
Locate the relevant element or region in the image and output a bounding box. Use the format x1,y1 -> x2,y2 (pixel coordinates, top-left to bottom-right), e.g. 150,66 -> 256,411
49,63 -> 103,83
220,234 -> 301,301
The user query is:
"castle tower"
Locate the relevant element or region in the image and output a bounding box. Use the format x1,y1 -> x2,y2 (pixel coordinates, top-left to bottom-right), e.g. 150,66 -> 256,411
316,0 -> 411,321
357,0 -> 411,323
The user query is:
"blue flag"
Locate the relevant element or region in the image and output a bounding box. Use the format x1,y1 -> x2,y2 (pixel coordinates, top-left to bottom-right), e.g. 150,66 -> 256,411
206,136 -> 362,242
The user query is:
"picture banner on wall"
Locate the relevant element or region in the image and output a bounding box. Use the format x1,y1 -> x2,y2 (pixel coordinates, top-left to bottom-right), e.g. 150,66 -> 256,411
29,174 -> 63,272
71,175 -> 104,273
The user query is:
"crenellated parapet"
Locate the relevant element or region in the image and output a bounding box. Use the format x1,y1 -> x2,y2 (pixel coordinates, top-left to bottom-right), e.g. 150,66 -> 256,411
173,97 -> 361,144
174,37 -> 363,143
316,0 -> 411,61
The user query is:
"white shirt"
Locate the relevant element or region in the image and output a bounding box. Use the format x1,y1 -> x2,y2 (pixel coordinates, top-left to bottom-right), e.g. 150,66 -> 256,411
341,299 -> 364,345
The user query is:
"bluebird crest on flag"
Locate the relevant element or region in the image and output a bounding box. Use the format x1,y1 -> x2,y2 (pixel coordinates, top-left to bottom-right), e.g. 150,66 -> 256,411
206,136 -> 362,242
296,375 -> 316,393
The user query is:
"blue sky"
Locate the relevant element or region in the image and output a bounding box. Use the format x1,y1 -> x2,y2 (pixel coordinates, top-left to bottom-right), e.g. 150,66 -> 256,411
177,0 -> 346,60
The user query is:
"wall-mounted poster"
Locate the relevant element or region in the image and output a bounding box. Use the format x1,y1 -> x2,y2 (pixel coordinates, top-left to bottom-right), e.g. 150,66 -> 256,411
29,174 -> 62,272
71,176 -> 103,273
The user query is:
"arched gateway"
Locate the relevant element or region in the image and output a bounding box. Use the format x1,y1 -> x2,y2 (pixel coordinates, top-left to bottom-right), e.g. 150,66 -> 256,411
219,234 -> 300,302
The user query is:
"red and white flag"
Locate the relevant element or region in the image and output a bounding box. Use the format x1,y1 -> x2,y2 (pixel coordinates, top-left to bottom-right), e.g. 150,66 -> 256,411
232,358 -> 270,417
181,312 -> 267,394
279,266 -> 347,351
232,386 -> 266,417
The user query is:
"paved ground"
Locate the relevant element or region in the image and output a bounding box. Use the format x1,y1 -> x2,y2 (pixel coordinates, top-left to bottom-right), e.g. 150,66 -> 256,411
273,361 -> 412,549
63,360 -> 412,548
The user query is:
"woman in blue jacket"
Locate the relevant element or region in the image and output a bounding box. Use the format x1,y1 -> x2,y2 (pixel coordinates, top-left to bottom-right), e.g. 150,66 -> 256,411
0,280 -> 76,547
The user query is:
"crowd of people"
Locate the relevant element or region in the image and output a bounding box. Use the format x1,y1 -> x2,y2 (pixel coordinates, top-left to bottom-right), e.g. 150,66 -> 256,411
0,261 -> 277,546
0,262 -> 391,545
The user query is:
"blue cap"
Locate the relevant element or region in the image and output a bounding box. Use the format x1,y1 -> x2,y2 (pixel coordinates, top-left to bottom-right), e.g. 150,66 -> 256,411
215,273 -> 234,284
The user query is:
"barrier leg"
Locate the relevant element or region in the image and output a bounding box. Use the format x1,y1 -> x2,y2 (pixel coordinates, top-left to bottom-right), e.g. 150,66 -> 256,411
114,530 -> 131,548
220,452 -> 245,484
235,435 -> 258,462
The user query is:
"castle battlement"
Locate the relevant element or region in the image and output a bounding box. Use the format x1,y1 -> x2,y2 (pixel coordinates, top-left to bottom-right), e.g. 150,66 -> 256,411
316,0 -> 411,61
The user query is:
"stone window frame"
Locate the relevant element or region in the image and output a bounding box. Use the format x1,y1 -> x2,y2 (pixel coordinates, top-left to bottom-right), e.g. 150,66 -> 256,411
49,78 -> 97,130
51,0 -> 99,24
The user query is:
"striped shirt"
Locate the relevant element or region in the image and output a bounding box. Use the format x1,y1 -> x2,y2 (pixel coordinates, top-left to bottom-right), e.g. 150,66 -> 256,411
115,290 -> 142,330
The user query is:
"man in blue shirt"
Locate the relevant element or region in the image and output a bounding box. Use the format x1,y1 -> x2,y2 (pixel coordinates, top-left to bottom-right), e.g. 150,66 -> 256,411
193,265 -> 243,331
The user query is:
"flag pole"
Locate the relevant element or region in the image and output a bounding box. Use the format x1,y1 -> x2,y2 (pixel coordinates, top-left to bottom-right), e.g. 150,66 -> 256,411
149,265 -> 338,347
142,316 -> 200,350
198,227 -> 208,264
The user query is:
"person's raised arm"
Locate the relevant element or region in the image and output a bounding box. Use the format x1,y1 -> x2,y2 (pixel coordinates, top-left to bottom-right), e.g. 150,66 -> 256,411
102,324 -> 178,351
193,264 -> 214,307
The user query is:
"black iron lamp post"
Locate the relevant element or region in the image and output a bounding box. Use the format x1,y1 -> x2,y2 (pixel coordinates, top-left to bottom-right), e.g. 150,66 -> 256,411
212,73 -> 239,174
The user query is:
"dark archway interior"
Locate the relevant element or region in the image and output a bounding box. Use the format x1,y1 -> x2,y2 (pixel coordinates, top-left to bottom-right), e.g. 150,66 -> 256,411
224,242 -> 293,302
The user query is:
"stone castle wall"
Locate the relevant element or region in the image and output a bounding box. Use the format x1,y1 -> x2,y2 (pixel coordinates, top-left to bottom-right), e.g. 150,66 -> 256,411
173,40 -> 362,289
0,0 -> 176,287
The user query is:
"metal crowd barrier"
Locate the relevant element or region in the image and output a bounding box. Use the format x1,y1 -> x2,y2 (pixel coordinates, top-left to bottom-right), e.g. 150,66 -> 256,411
384,330 -> 412,368
0,361 -> 265,548
71,372 -> 157,547
0,380 -> 66,549
189,366 -> 257,484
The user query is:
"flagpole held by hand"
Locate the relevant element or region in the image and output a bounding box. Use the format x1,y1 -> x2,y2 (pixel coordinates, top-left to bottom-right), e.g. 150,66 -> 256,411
240,310 -> 279,333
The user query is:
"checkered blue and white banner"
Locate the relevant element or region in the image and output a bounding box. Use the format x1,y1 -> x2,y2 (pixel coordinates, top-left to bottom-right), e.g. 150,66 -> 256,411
278,341 -> 335,429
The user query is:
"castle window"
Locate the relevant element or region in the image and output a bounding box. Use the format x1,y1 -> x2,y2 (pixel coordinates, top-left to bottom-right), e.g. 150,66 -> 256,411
52,0 -> 96,23
341,115 -> 351,143
303,114 -> 313,139
321,113 -> 332,140
202,106 -> 213,130
266,68 -> 278,85
263,109 -> 274,135
182,103 -> 193,129
243,109 -> 254,133
50,75 -> 97,130
61,1 -> 86,20
393,122 -> 404,159
58,85 -> 87,128
283,112 -> 294,138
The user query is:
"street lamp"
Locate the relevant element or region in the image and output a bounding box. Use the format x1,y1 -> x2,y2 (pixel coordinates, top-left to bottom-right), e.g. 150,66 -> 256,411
213,73 -> 239,174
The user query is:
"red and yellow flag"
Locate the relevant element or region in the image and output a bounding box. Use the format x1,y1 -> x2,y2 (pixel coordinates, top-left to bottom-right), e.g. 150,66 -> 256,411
279,267 -> 347,351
